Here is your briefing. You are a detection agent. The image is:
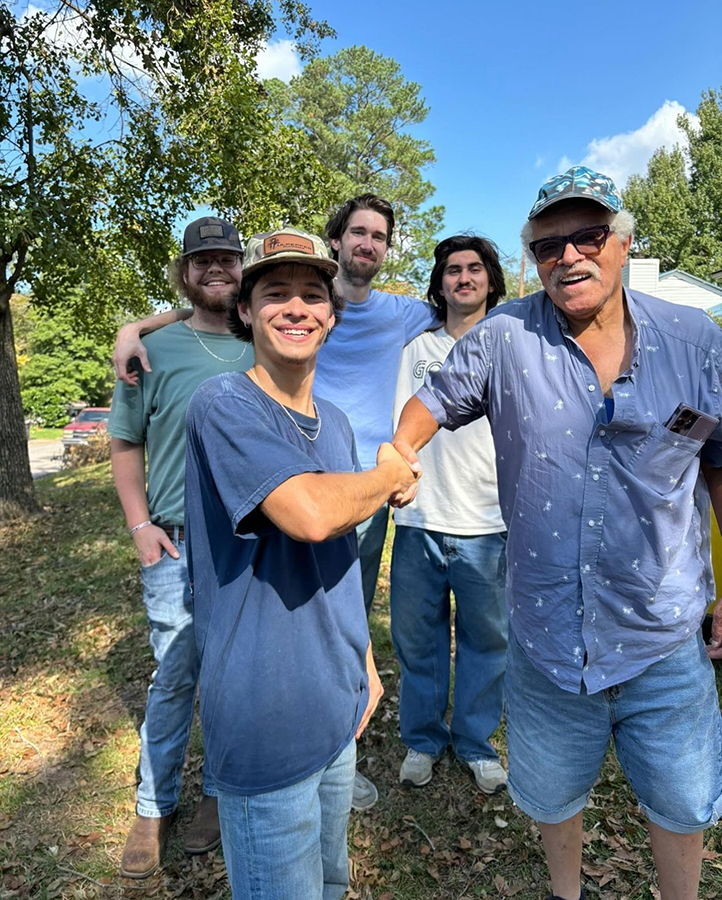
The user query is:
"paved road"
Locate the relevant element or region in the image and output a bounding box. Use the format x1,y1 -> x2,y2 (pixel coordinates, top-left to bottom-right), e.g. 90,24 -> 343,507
28,440 -> 65,479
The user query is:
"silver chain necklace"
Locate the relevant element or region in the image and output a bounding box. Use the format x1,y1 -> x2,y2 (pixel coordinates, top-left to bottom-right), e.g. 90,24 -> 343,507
187,318 -> 248,364
247,368 -> 322,442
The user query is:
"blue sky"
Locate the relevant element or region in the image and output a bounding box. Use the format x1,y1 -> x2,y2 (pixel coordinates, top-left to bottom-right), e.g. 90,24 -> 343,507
259,0 -> 722,263
14,0 -> 722,266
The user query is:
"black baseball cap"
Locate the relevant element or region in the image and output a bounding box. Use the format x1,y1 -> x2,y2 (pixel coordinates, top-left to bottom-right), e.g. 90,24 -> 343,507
182,216 -> 243,257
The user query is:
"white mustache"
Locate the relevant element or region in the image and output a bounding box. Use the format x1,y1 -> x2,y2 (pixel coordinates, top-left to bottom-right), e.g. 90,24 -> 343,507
549,262 -> 601,291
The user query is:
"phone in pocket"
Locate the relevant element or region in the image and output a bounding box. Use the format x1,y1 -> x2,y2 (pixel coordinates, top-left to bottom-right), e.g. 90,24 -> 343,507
664,403 -> 718,442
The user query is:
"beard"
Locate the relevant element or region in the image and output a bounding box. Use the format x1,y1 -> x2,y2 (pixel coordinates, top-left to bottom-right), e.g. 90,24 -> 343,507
339,252 -> 383,287
185,281 -> 240,312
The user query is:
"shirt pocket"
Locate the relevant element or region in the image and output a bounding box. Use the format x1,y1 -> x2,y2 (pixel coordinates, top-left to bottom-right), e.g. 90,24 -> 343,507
624,421 -> 704,494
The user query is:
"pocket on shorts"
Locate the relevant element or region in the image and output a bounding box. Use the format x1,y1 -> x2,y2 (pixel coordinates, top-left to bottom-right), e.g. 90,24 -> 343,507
625,421 -> 703,494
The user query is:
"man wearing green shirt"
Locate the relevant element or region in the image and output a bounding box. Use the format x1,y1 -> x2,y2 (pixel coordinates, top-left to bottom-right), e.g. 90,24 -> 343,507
108,217 -> 251,878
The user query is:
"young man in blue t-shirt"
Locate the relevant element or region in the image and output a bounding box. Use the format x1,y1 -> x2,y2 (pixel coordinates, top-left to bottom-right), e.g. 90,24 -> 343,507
112,195 -> 439,811
184,228 -> 416,900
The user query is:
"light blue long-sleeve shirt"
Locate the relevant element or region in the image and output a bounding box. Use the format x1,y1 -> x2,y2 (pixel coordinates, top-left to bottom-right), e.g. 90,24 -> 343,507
417,288 -> 722,694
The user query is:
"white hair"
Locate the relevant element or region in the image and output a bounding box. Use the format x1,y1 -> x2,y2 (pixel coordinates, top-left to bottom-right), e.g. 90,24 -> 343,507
520,208 -> 636,262
611,209 -> 635,242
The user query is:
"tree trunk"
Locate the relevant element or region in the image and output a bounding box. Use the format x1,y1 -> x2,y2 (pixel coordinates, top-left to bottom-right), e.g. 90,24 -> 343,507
0,299 -> 39,519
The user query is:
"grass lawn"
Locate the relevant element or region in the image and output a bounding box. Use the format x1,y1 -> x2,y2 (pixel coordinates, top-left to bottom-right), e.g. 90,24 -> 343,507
28,428 -> 64,441
1,463 -> 721,899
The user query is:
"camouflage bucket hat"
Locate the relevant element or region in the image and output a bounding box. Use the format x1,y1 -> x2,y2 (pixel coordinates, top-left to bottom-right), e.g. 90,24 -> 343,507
528,165 -> 623,219
243,228 -> 338,278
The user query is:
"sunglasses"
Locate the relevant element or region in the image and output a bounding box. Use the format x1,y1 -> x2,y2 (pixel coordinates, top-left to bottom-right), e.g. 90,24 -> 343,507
189,253 -> 241,270
528,224 -> 610,265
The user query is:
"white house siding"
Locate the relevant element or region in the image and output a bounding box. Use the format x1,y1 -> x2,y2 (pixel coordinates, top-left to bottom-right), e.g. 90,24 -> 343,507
654,274 -> 720,311
623,258 -> 722,312
622,258 -> 660,294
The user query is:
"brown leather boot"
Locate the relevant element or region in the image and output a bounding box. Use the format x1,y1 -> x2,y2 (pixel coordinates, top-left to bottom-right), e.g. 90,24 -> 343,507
120,814 -> 173,879
183,795 -> 221,855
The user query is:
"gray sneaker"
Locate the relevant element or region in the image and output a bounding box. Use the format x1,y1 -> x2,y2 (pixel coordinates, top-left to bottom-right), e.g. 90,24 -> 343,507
351,770 -> 378,811
467,758 -> 507,794
399,749 -> 437,787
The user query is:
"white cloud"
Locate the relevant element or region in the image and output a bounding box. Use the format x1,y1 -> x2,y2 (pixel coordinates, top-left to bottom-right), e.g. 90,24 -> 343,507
20,5 -> 300,87
559,100 -> 699,188
255,40 -> 302,82
22,3 -> 91,56
20,3 -> 164,84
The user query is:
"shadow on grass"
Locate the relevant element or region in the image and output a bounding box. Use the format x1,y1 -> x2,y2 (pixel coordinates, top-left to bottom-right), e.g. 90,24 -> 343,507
0,464 -> 220,897
1,466 -> 720,900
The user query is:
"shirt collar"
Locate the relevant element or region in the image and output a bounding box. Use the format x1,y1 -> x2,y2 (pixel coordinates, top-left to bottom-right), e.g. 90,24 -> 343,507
545,287 -> 641,371
623,288 -> 642,370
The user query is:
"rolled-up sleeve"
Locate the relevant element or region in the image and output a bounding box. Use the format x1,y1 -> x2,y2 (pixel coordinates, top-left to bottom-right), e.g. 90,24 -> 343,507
416,321 -> 491,431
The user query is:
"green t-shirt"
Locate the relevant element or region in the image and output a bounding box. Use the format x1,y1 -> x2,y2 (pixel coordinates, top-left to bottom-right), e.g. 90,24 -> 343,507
108,321 -> 253,524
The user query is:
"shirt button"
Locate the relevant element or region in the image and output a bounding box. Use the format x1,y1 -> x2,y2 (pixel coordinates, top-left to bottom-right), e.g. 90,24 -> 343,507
588,384 -> 596,392
592,474 -> 600,482
599,429 -> 606,436
576,608 -> 583,616
588,519 -> 595,527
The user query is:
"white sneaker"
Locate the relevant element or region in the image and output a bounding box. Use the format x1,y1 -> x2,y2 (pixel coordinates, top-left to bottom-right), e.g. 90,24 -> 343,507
351,771 -> 378,811
399,749 -> 437,787
467,758 -> 507,794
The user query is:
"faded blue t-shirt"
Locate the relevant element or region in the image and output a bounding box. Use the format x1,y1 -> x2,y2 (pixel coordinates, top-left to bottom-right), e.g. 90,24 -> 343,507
314,289 -> 439,470
185,372 -> 369,794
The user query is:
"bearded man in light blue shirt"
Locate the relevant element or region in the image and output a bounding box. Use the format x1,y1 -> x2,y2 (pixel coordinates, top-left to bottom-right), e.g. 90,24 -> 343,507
394,166 -> 722,900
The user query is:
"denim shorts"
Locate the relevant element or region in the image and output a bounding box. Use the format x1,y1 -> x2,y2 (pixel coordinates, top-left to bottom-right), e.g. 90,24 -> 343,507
506,630 -> 722,833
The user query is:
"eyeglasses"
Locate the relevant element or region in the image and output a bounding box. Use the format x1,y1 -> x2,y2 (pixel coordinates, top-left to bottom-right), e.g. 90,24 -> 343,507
189,253 -> 241,270
528,224 -> 611,265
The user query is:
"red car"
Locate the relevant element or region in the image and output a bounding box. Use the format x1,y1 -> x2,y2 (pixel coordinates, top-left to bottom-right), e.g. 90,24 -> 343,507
62,407 -> 111,449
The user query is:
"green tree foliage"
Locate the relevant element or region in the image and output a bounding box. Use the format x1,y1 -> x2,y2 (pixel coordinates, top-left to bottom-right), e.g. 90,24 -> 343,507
623,88 -> 722,279
2,0 -> 336,313
0,0 -> 336,515
502,260 -> 541,301
270,45 -> 445,288
19,304 -> 115,427
623,148 -> 698,271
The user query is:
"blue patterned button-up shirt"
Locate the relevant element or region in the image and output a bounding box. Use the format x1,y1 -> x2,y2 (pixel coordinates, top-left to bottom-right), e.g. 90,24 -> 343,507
417,289 -> 722,694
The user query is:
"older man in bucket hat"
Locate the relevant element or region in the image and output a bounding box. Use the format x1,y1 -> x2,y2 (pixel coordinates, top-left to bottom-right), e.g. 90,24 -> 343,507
393,166 -> 722,900
184,227 -> 416,899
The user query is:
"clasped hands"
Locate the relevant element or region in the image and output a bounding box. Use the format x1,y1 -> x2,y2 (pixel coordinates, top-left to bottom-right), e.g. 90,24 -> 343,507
376,441 -> 422,508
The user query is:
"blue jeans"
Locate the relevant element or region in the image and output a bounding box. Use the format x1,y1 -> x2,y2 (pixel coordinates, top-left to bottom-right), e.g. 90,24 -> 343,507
137,538 -> 214,817
218,739 -> 356,900
506,630 -> 722,832
390,526 -> 508,761
356,505 -> 389,616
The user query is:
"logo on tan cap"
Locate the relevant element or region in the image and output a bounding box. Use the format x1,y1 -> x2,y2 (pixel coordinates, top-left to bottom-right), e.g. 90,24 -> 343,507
263,235 -> 315,256
243,227 -> 339,278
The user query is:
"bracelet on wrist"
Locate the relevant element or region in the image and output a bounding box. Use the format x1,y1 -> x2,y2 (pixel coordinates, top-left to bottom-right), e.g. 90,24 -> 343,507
129,520 -> 152,536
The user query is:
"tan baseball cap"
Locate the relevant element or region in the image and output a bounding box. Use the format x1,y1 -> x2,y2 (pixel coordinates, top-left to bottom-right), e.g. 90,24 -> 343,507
243,227 -> 338,278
